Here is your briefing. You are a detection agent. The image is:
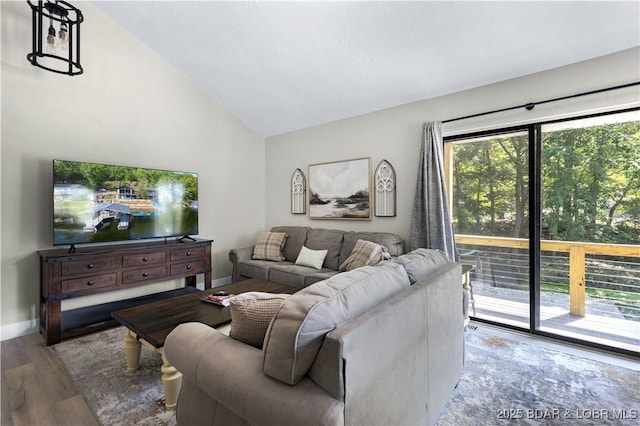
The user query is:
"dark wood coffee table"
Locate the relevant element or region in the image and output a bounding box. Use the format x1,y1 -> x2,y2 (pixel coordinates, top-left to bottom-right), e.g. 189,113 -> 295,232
111,278 -> 295,409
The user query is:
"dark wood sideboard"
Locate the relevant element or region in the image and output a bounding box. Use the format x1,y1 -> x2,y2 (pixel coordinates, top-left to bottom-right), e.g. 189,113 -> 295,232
39,238 -> 212,345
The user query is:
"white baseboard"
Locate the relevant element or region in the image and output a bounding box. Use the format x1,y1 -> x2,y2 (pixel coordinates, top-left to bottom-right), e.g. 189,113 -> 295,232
1,318 -> 39,342
1,276 -> 233,342
210,276 -> 232,287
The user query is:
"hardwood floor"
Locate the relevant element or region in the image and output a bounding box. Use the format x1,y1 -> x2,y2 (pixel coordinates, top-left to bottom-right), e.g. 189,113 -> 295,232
1,332 -> 98,426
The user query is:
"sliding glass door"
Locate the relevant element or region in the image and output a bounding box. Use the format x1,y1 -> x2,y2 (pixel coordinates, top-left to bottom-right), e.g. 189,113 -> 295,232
446,109 -> 640,355
446,128 -> 530,328
539,111 -> 640,353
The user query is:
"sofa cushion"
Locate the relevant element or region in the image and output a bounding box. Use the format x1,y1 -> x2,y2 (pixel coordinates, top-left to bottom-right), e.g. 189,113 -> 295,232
295,246 -> 328,270
339,239 -> 391,271
252,231 -> 287,261
229,292 -> 290,348
391,248 -> 449,284
304,228 -> 345,270
271,226 -> 311,262
262,262 -> 411,385
268,264 -> 334,288
303,271 -> 340,287
339,231 -> 404,266
238,260 -> 293,281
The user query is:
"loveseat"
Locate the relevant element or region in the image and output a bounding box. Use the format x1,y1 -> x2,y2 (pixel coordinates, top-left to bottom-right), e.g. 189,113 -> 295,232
165,249 -> 464,426
228,226 -> 405,287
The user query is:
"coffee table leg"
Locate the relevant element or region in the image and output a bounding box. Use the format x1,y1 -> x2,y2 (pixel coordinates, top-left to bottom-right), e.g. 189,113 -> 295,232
123,329 -> 141,372
159,348 -> 182,409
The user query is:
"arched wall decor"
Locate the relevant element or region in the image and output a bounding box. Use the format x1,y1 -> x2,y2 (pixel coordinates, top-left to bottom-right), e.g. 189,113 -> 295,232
291,168 -> 306,214
374,159 -> 396,217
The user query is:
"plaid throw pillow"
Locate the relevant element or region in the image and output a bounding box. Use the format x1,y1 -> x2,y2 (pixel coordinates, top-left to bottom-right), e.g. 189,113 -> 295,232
339,239 -> 391,271
229,292 -> 290,348
252,231 -> 287,261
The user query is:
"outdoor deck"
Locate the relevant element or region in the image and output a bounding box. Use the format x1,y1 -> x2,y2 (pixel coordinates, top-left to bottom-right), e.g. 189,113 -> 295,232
471,282 -> 640,353
458,234 -> 640,354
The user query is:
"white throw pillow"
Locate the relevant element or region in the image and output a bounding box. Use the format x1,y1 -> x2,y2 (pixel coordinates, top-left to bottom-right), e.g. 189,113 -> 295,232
295,246 -> 328,269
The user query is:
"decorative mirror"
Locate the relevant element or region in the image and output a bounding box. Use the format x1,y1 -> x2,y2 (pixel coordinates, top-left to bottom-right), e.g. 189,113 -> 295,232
374,159 -> 396,217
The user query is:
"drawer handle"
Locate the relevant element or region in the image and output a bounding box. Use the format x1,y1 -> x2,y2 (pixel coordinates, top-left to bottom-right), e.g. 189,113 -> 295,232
87,263 -> 95,269
142,272 -> 149,277
186,251 -> 192,256
142,257 -> 149,262
87,281 -> 94,286
186,264 -> 192,270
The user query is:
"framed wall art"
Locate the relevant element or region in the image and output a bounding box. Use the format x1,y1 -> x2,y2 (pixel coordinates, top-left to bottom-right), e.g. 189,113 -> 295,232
308,157 -> 371,220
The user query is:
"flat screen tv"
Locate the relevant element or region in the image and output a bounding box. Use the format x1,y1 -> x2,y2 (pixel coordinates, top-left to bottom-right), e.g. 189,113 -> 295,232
53,159 -> 198,247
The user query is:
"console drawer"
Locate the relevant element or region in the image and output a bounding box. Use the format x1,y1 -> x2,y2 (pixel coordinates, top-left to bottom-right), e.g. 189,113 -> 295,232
171,247 -> 205,262
171,260 -> 205,277
62,273 -> 117,293
122,266 -> 167,284
61,257 -> 117,276
123,251 -> 166,267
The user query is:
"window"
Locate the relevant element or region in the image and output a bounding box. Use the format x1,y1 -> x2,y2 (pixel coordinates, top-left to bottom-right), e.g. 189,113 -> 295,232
446,109 -> 640,355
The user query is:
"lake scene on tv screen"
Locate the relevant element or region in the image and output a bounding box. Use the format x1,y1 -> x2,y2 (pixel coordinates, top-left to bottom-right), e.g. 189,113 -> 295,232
53,160 -> 198,245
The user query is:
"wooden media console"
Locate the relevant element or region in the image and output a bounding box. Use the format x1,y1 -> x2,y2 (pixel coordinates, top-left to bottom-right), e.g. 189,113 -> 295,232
39,238 -> 212,345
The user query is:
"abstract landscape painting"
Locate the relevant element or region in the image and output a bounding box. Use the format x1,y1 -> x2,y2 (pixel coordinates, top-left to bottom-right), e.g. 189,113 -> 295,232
309,157 -> 371,220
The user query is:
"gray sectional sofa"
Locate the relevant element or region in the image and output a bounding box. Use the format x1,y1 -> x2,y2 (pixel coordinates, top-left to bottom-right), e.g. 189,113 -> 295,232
165,248 -> 464,426
228,226 -> 405,287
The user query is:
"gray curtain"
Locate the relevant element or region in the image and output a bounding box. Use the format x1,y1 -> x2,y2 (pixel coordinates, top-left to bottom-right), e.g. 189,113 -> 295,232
410,121 -> 458,261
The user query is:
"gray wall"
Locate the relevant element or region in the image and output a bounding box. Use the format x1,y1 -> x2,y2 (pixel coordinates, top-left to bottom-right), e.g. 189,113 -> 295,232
1,2 -> 266,336
264,48 -> 640,243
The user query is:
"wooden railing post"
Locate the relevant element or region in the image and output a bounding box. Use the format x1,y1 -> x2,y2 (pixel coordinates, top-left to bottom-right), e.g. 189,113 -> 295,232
443,143 -> 454,220
569,245 -> 586,317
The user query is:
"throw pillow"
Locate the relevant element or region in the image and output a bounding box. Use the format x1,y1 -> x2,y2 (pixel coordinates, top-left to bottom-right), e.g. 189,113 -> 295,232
252,231 -> 287,262
339,239 -> 391,271
229,292 -> 290,348
295,246 -> 328,269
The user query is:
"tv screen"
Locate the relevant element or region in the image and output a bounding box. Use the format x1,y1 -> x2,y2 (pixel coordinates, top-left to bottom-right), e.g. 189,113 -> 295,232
53,159 -> 198,246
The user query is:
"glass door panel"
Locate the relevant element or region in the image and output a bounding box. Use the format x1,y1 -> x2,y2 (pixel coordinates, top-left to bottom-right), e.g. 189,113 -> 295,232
449,130 -> 530,328
540,111 -> 640,352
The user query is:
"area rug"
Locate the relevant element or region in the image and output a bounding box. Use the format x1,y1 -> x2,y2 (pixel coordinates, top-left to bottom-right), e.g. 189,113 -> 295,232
52,325 -> 638,426
437,327 -> 639,426
51,327 -> 176,426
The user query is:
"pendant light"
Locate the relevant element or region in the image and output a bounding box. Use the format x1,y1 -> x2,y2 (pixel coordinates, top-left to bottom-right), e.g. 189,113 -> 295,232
27,0 -> 83,76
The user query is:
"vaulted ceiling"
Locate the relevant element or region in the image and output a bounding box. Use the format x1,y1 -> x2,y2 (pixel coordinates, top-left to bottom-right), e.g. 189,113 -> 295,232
94,1 -> 640,137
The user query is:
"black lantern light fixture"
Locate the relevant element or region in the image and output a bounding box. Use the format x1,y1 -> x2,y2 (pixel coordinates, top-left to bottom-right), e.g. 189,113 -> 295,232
27,0 -> 83,76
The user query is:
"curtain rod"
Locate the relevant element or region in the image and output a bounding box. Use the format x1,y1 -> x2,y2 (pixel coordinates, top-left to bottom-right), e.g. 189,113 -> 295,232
442,81 -> 640,124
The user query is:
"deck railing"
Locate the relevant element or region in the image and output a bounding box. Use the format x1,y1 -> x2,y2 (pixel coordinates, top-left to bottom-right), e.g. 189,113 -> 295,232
455,234 -> 640,317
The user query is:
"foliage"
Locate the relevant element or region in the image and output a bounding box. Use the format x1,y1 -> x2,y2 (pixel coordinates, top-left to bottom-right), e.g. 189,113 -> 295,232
451,119 -> 640,245
54,162 -> 198,205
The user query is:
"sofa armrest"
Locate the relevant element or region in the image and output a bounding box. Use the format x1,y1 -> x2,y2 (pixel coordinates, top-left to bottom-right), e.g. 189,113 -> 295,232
165,322 -> 343,425
421,263 -> 464,425
310,282 -> 430,425
228,246 -> 254,281
309,263 -> 463,426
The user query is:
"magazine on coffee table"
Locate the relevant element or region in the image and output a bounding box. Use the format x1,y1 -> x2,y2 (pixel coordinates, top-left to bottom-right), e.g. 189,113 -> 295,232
200,293 -> 235,307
